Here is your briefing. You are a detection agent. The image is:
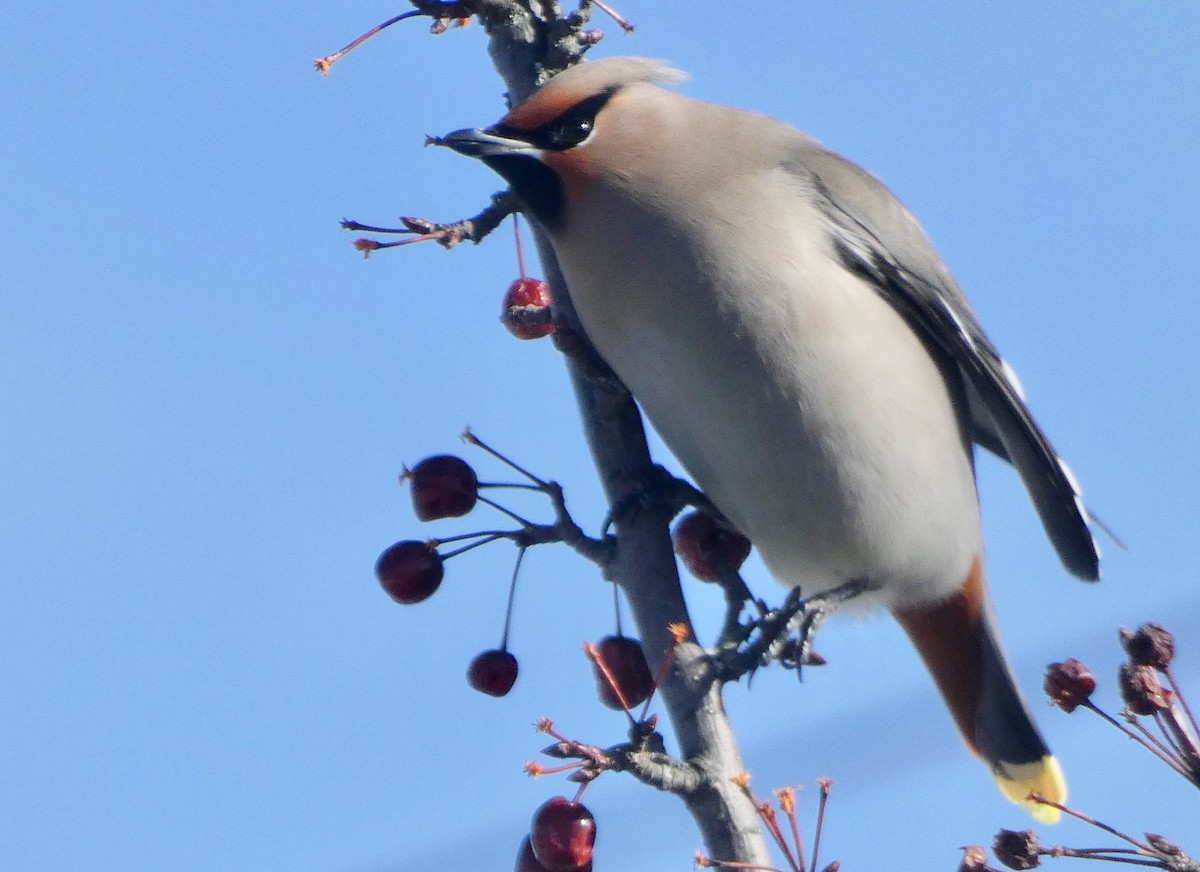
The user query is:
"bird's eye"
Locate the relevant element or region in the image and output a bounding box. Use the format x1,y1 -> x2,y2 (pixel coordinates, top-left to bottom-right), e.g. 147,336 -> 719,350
544,115 -> 593,150
531,90 -> 616,151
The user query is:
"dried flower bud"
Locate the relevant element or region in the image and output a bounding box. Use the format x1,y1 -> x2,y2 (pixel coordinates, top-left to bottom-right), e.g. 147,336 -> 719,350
1146,833 -> 1186,859
958,845 -> 989,872
992,829 -> 1041,870
1044,659 -> 1096,712
1119,662 -> 1172,716
401,216 -> 437,235
819,863 -> 841,872
1121,624 -> 1175,671
541,742 -> 580,760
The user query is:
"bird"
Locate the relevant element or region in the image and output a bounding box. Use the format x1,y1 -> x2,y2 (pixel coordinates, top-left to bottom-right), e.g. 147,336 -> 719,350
435,57 -> 1099,822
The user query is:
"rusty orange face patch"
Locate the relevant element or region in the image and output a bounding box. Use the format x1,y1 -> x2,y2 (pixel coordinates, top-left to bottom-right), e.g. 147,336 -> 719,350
541,148 -> 597,215
502,83 -> 595,132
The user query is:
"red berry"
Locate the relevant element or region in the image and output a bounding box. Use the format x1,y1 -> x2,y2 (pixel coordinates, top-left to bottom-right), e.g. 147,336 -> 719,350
515,835 -> 548,872
516,834 -> 592,872
502,277 -> 554,340
592,635 -> 654,710
468,649 -> 519,697
530,797 -> 596,871
408,455 -> 478,521
374,540 -> 443,604
672,511 -> 752,582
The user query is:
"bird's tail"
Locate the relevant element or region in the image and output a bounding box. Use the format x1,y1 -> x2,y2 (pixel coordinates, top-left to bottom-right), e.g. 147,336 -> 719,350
893,557 -> 1065,823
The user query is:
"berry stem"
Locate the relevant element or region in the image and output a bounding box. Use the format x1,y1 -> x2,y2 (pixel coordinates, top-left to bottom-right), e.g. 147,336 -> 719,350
1123,711 -> 1192,777
1166,665 -> 1200,739
774,789 -> 807,872
589,0 -> 636,32
353,234 -> 441,256
433,530 -> 516,545
810,779 -> 831,872
583,641 -> 636,722
463,428 -> 550,489
637,627 -> 684,723
1150,710 -> 1187,760
1083,701 -> 1183,774
477,493 -> 536,527
733,783 -> 794,872
525,760 -> 585,777
314,11 -> 421,75
499,547 -> 525,650
513,214 -> 528,279
437,533 -> 506,560
1051,855 -> 1158,867
1065,848 -> 1161,865
1157,706 -> 1200,780
761,805 -> 800,872
1030,795 -> 1150,851
612,582 -> 623,638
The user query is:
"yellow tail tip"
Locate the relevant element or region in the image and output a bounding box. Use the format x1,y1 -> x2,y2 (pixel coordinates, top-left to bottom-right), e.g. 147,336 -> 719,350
994,756 -> 1066,824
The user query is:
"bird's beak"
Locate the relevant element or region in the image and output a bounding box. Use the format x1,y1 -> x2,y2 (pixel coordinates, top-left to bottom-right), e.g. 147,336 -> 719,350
431,127 -> 538,159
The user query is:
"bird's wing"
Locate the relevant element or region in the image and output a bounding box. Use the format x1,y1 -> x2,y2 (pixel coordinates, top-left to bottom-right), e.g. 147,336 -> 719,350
782,140 -> 1100,580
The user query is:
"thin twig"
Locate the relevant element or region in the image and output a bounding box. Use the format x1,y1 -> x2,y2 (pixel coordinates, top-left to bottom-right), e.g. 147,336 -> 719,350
345,190 -> 518,251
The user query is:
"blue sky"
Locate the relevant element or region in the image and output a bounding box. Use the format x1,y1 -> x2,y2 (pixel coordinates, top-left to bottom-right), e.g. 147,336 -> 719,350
2,3 -> 1198,870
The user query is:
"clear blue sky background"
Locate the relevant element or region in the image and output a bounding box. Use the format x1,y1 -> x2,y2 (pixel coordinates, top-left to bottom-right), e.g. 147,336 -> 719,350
3,3 -> 1198,870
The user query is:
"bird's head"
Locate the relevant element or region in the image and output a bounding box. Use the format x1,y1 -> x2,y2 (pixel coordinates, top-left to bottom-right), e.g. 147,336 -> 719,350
434,57 -> 686,228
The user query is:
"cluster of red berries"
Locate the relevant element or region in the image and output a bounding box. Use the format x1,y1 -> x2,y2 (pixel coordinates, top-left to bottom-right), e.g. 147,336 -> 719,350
376,452 -> 758,700
374,452 -> 525,694
374,446 -> 761,872
374,454 -> 478,605
375,447 -> 665,709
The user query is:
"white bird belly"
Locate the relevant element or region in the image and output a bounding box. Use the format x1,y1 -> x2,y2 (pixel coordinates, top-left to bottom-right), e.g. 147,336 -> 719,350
554,191 -> 982,610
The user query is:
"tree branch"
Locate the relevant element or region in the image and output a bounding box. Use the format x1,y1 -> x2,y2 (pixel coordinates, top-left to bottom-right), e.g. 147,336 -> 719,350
472,1 -> 771,864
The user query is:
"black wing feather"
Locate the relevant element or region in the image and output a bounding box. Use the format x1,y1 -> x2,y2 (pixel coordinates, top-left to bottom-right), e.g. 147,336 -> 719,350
833,235 -> 1100,581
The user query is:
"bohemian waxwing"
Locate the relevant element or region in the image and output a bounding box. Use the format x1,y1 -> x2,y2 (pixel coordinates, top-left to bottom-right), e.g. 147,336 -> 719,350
438,57 -> 1100,822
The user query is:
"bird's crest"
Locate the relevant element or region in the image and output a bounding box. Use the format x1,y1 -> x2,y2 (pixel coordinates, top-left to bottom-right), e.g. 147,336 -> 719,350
503,57 -> 686,131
